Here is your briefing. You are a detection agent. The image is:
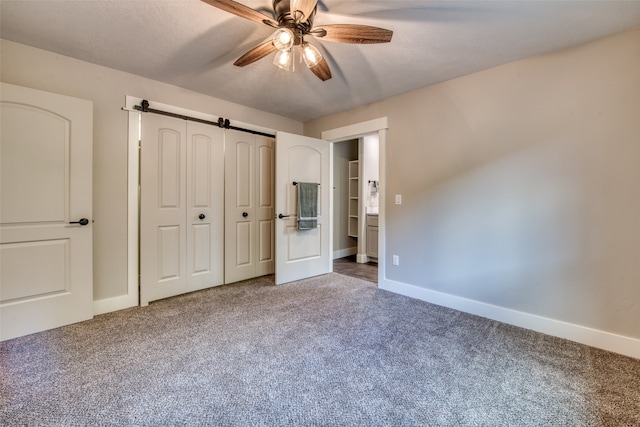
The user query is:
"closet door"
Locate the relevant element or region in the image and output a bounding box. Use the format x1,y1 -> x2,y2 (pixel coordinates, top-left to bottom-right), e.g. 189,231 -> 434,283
224,130 -> 274,284
255,135 -> 275,277
140,115 -> 224,305
140,114 -> 187,305
186,122 -> 225,292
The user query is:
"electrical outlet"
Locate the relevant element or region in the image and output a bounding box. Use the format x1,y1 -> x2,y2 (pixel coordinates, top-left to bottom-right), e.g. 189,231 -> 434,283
395,194 -> 402,205
392,255 -> 400,266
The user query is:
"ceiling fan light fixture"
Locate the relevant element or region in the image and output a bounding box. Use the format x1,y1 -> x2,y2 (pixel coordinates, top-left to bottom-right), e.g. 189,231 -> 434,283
273,28 -> 294,51
301,42 -> 322,68
273,48 -> 294,71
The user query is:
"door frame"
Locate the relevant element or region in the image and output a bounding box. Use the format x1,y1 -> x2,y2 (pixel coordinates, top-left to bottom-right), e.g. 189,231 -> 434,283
322,118 -> 388,287
121,96 -> 276,309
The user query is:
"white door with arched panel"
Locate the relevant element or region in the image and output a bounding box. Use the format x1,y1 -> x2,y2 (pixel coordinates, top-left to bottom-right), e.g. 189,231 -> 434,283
1,83 -> 93,340
275,132 -> 331,285
140,114 -> 224,305
224,130 -> 275,284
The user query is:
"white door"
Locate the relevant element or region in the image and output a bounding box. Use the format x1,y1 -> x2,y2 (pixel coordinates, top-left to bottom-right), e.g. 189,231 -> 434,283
275,131 -> 331,285
186,122 -> 225,292
0,83 -> 93,340
224,130 -> 275,284
140,114 -> 224,305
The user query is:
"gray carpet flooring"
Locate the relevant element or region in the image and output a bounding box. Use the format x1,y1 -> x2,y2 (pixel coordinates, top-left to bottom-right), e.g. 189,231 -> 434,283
1,273 -> 639,426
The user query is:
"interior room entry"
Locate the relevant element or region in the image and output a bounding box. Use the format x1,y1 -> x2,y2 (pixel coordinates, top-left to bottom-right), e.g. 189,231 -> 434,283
140,114 -> 224,306
1,83 -> 93,340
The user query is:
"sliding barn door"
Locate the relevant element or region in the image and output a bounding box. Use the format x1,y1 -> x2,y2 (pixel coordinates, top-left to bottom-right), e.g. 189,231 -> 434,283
186,122 -> 225,292
1,83 -> 93,340
224,130 -> 275,284
140,115 -> 224,305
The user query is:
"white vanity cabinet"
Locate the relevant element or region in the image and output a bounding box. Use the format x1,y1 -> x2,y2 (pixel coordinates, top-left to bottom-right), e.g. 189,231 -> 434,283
366,214 -> 378,260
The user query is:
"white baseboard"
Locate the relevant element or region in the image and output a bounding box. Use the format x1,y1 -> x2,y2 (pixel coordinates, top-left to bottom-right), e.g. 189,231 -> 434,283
380,278 -> 640,360
93,294 -> 137,316
333,247 -> 357,259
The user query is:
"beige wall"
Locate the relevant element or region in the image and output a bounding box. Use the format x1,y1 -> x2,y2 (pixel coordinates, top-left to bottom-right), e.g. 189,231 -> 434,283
305,28 -> 640,340
1,39 -> 303,302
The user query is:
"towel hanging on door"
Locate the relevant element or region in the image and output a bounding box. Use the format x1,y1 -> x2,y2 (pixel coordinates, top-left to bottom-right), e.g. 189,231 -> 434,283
296,182 -> 319,230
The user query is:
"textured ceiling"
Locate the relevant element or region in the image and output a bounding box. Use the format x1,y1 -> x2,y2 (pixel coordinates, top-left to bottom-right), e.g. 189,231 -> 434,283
2,1 -> 640,122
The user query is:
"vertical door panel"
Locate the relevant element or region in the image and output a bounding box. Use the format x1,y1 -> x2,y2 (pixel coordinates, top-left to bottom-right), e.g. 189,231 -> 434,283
159,130 -> 182,208
191,224 -> 211,274
225,131 -> 255,283
224,131 -> 275,283
186,123 -> 224,292
255,137 -> 275,276
258,144 -> 273,208
1,83 -> 93,341
236,141 -> 252,208
158,225 -> 182,280
236,222 -> 252,266
140,114 -> 186,305
191,135 -> 211,208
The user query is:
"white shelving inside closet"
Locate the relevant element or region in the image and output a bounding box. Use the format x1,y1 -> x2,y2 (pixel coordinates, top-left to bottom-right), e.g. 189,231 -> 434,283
348,160 -> 359,238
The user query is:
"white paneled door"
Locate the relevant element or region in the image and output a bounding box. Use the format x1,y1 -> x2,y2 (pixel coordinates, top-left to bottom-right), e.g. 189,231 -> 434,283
140,114 -> 224,306
224,130 -> 275,284
0,83 -> 93,340
275,131 -> 331,285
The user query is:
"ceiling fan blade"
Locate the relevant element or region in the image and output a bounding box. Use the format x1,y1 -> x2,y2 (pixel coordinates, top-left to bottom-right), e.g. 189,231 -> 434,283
233,40 -> 277,67
201,0 -> 278,27
290,0 -> 318,22
309,56 -> 332,81
313,24 -> 393,44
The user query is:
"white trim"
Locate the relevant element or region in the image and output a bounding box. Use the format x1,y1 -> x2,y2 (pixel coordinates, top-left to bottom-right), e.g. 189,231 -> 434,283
126,110 -> 140,307
92,110 -> 140,314
328,142 -> 335,272
380,278 -> 640,360
321,118 -> 387,289
333,247 -> 357,259
321,117 -> 388,141
93,294 -> 136,316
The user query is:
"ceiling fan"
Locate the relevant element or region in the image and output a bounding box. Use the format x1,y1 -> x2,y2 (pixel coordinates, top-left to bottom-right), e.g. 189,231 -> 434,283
201,0 -> 393,81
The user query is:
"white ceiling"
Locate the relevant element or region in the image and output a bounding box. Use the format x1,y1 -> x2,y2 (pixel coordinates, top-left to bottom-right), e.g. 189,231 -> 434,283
2,1 -> 640,122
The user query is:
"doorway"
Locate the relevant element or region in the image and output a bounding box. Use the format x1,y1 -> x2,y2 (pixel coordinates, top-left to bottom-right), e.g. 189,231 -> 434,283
323,118 -> 387,288
332,135 -> 379,283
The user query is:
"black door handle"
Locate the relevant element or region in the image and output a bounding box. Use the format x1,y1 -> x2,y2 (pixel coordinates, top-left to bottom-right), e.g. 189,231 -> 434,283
278,214 -> 291,219
69,218 -> 89,226
242,212 -> 248,218
199,214 -> 206,220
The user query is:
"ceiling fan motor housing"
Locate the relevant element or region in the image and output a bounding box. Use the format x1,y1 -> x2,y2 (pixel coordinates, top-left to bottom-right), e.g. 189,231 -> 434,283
272,0 -> 316,45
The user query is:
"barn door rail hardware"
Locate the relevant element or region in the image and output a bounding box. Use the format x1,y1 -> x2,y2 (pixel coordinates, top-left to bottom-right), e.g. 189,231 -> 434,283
134,100 -> 275,138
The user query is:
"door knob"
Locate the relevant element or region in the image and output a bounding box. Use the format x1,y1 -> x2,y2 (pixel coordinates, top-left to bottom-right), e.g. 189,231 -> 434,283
199,214 -> 206,220
69,218 -> 90,226
242,212 -> 248,218
278,214 -> 291,219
